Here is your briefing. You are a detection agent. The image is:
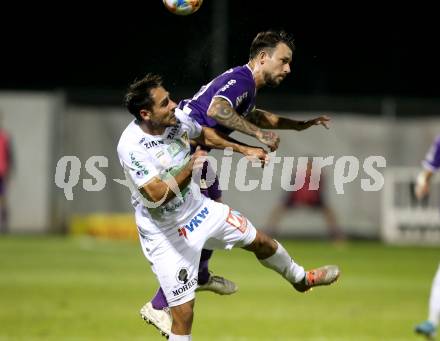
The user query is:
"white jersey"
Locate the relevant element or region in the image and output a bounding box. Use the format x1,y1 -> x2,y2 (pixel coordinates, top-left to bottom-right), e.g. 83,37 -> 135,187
117,108 -> 204,237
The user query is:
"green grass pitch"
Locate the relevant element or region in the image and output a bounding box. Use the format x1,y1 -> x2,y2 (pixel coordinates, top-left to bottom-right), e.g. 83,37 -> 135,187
0,236 -> 437,340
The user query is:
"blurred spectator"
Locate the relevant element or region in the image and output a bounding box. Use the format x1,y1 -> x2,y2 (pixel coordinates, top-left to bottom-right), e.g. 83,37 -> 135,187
414,135 -> 440,339
265,157 -> 345,241
0,111 -> 14,234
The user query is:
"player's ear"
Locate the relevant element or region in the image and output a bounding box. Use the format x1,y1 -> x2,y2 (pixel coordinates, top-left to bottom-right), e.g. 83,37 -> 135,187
258,50 -> 269,65
139,109 -> 152,121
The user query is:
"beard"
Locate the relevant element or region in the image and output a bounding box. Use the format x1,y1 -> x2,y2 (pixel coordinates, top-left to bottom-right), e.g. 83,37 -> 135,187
264,73 -> 282,88
167,115 -> 178,127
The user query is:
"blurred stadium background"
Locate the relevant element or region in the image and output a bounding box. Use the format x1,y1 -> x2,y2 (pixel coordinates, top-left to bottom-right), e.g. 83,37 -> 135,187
0,2 -> 439,340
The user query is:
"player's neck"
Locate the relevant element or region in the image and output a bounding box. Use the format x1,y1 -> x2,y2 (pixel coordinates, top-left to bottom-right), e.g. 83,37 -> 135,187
247,61 -> 265,90
137,120 -> 166,137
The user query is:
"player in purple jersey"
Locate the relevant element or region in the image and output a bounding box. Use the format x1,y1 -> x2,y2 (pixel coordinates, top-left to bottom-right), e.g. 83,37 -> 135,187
415,135 -> 440,199
141,30 -> 333,337
414,135 -> 440,339
180,31 -> 330,148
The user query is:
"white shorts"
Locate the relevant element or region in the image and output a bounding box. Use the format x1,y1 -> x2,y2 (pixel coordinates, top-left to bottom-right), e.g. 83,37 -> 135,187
137,197 -> 257,307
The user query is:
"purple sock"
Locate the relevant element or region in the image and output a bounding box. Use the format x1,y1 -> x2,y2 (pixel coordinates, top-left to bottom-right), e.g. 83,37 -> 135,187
198,249 -> 213,285
151,288 -> 168,310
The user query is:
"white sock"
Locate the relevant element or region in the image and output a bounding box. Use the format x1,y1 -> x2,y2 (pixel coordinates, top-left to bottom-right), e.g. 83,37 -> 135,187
259,240 -> 305,283
169,333 -> 192,341
428,264 -> 440,326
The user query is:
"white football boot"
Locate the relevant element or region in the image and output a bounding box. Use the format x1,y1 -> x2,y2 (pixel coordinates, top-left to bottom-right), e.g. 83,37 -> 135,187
140,301 -> 171,339
293,265 -> 340,293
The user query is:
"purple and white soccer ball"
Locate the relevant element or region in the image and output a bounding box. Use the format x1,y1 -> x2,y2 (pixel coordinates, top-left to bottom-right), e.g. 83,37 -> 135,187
162,0 -> 203,16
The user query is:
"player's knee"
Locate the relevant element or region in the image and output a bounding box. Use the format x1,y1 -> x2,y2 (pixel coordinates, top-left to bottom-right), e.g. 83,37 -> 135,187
261,234 -> 277,256
247,231 -> 277,258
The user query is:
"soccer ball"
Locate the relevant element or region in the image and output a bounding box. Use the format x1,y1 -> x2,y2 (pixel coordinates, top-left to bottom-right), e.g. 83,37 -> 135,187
162,0 -> 203,16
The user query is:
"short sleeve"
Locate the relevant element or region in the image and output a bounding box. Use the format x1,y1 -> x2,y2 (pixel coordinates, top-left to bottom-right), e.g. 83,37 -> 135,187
175,108 -> 202,139
118,146 -> 159,188
213,77 -> 251,109
423,135 -> 440,172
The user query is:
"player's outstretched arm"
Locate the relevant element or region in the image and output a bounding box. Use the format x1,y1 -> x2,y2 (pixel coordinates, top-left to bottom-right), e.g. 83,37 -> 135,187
247,109 -> 331,131
194,127 -> 268,166
207,97 -> 279,151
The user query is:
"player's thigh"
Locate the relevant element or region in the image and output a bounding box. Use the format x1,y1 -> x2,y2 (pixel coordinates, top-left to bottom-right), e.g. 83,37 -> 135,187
204,204 -> 257,250
148,239 -> 201,308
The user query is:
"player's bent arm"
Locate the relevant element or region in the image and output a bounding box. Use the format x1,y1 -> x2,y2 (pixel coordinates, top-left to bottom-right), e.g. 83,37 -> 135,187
247,108 -> 330,131
207,97 -> 262,138
194,127 -> 268,165
194,127 -> 252,154
139,166 -> 193,204
207,98 -> 279,150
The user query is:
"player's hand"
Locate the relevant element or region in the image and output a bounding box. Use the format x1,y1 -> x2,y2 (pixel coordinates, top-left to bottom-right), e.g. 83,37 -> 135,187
256,130 -> 280,152
191,146 -> 208,171
243,147 -> 269,168
311,115 -> 331,129
415,171 -> 430,200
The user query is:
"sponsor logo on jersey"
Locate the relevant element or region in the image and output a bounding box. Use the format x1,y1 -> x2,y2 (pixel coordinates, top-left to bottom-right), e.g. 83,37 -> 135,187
172,277 -> 198,297
167,121 -> 182,139
180,131 -> 189,146
143,140 -> 164,149
162,198 -> 185,213
167,141 -> 184,157
176,268 -> 189,284
172,267 -> 198,297
226,208 -> 248,233
235,91 -> 248,107
157,150 -> 172,167
219,79 -> 236,93
178,226 -> 187,239
129,152 -> 149,175
178,206 -> 209,237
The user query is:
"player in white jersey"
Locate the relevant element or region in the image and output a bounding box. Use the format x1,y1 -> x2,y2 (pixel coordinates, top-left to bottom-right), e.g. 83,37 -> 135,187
414,135 -> 440,339
118,74 -> 340,340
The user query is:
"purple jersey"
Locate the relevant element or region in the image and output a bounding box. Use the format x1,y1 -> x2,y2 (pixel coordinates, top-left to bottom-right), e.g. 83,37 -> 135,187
178,64 -> 256,135
423,135 -> 440,171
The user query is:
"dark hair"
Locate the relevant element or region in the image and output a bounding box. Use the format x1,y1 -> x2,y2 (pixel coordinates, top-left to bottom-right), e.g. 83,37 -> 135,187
124,73 -> 163,120
249,30 -> 295,60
